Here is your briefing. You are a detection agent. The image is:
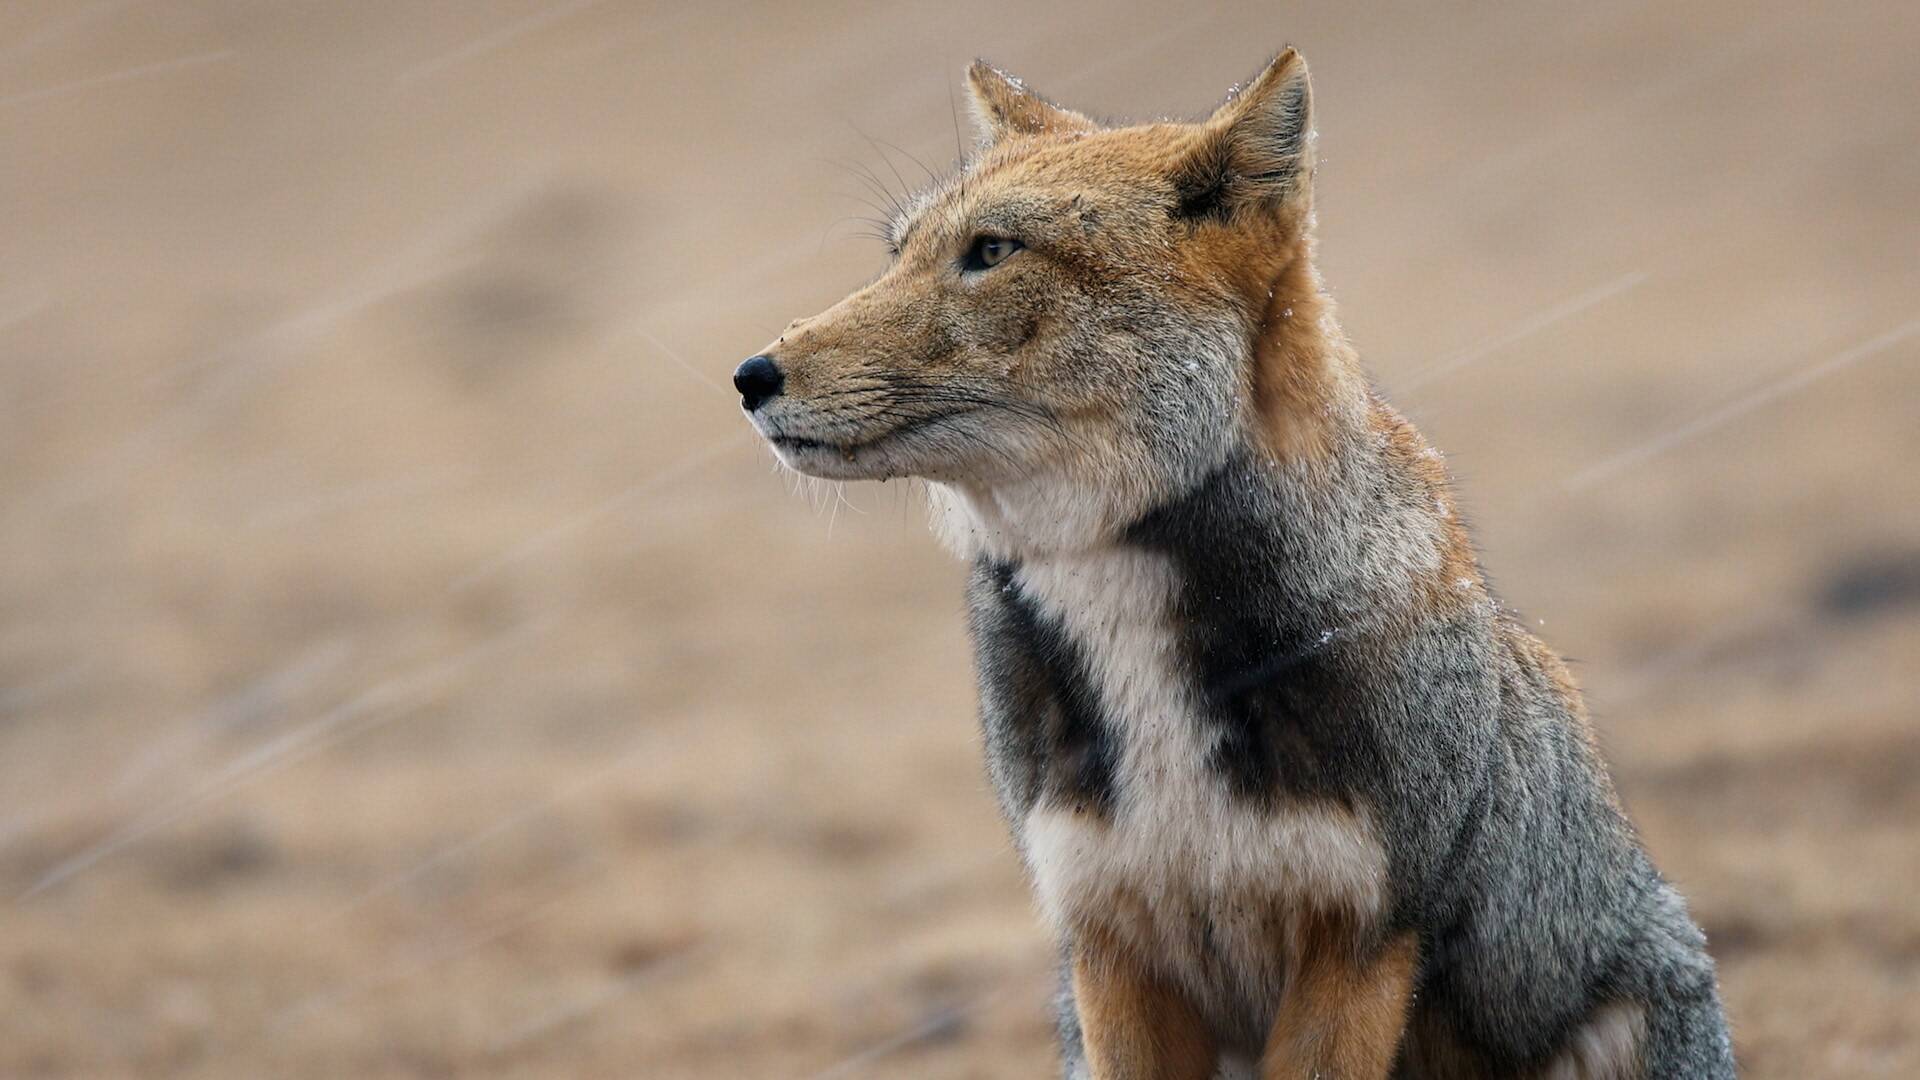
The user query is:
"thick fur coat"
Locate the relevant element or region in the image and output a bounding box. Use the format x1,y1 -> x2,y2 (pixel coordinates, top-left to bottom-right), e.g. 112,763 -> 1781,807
737,48 -> 1735,1079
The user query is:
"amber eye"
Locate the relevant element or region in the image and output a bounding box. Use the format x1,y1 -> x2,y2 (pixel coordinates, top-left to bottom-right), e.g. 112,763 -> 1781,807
962,235 -> 1023,272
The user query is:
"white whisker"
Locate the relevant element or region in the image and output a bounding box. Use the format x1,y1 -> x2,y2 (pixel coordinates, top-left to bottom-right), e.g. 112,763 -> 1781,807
831,482 -> 866,515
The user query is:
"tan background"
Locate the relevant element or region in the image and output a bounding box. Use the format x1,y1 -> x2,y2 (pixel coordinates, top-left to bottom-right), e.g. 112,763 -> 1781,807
2,1 -> 1917,1076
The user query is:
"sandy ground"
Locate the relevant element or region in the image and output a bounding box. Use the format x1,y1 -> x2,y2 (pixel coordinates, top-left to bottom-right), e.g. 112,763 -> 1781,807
1,1 -> 1916,1076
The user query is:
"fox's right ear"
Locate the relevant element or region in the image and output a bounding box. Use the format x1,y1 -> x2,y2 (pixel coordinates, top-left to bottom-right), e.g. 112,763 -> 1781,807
1174,48 -> 1315,223
966,61 -> 1096,147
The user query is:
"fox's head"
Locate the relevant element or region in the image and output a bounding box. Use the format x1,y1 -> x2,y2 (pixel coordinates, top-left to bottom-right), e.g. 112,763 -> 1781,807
737,50 -> 1358,555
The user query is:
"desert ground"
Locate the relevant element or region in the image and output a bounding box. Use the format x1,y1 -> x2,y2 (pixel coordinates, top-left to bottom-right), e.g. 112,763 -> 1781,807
1,1 -> 1917,1076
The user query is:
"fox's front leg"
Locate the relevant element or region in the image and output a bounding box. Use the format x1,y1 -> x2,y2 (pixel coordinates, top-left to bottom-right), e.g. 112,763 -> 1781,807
1259,928 -> 1419,1079
1070,927 -> 1216,1080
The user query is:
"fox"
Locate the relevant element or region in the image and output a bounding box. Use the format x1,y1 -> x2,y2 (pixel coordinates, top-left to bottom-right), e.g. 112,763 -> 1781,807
733,48 -> 1736,1079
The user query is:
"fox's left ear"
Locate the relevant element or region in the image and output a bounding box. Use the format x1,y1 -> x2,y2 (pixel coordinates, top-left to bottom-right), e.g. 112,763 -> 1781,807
1175,49 -> 1315,222
966,60 -> 1097,147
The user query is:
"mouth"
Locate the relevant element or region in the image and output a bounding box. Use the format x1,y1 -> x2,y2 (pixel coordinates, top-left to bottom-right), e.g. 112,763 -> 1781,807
756,409 -> 979,477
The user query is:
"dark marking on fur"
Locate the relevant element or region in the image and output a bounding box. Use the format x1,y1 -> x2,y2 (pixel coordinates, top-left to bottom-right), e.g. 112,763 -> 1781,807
1170,138 -> 1234,223
1070,193 -> 1102,233
1103,445 -> 1730,1075
971,560 -> 1119,816
1124,455 -> 1382,807
1170,58 -> 1312,224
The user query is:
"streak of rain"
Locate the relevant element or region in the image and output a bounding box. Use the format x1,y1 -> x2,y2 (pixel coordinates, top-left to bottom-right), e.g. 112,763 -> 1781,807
266,868 -> 600,1034
805,984 -> 1015,1080
448,431 -> 753,593
1566,317 -> 1920,491
317,730 -> 656,927
628,324 -> 735,397
17,619 -> 550,901
0,292 -> 51,334
46,177 -> 554,509
394,0 -> 606,87
484,942 -> 716,1055
244,469 -> 471,531
0,49 -> 232,110
1458,20 -> 1783,187
0,1 -> 129,66
1396,271 -> 1649,393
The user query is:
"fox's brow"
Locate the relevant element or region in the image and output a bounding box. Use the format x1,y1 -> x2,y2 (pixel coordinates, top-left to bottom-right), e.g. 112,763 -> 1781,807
888,213 -> 918,253
886,184 -> 949,253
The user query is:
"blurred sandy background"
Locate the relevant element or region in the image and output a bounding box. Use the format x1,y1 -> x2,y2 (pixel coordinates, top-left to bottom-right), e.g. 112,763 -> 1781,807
1,1 -> 1916,1076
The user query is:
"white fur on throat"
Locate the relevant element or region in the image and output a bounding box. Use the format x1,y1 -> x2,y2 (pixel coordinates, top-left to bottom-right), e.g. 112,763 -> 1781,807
928,475 -> 1142,560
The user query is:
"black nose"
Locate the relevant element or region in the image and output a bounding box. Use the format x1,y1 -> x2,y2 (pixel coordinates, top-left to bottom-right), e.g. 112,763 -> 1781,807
733,354 -> 784,411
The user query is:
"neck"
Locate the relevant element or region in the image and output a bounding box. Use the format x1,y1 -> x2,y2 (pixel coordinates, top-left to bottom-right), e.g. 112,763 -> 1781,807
942,388 -> 1480,629
929,246 -> 1417,573
1244,242 -> 1370,469
926,468 -> 1167,562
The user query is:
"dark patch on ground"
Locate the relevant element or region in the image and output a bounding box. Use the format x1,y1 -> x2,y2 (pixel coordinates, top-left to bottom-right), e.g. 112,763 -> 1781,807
162,819 -> 279,890
1704,909 -> 1920,971
1815,549 -> 1920,621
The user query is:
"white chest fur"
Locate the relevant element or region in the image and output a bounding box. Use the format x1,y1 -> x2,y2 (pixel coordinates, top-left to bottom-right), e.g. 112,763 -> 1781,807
1011,547 -> 1388,1040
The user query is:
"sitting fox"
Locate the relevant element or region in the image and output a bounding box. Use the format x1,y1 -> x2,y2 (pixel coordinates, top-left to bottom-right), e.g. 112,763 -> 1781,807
734,48 -> 1735,1079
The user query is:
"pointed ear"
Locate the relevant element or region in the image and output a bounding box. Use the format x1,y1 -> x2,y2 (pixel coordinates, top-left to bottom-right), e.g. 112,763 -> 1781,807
1173,49 -> 1315,222
966,60 -> 1096,146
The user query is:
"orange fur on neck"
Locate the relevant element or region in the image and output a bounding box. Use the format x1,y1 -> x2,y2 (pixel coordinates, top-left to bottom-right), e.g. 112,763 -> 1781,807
1246,243 -> 1351,468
